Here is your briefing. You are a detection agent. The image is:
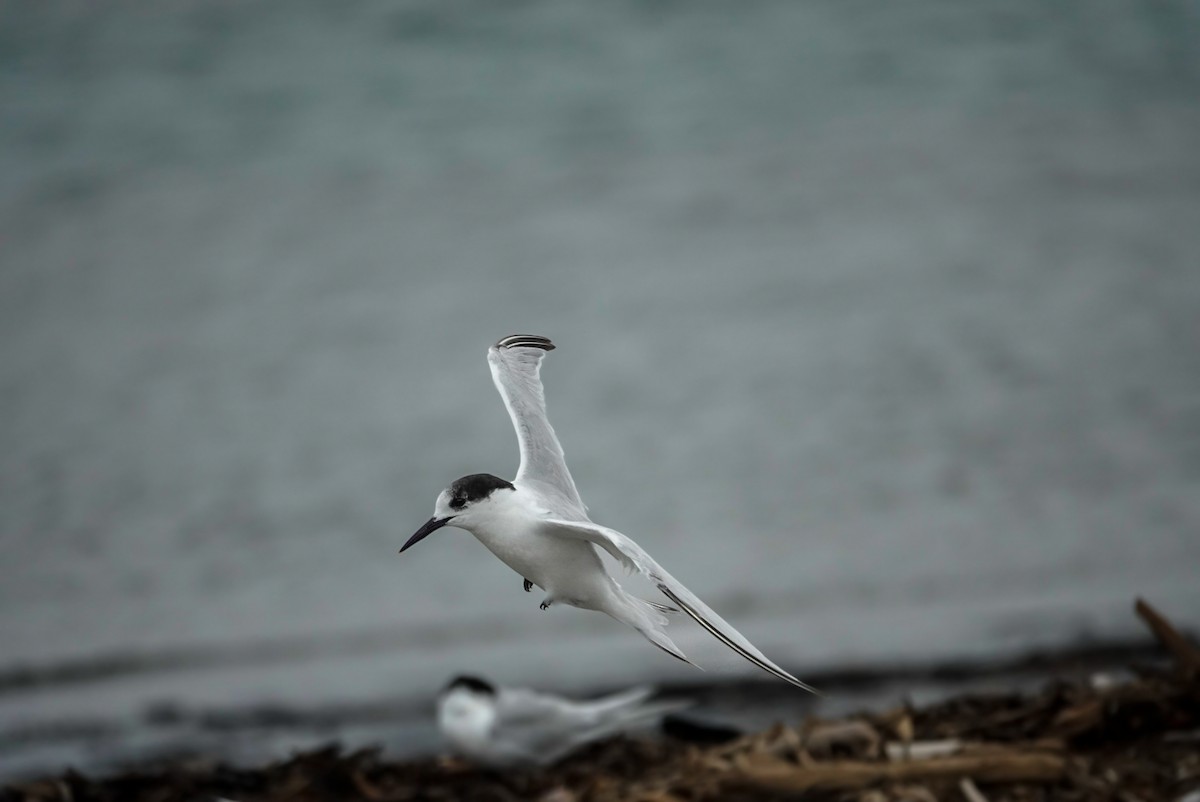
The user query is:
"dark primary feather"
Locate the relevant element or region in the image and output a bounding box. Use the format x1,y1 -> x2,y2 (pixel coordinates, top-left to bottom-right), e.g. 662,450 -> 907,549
496,334 -> 555,351
657,585 -> 822,695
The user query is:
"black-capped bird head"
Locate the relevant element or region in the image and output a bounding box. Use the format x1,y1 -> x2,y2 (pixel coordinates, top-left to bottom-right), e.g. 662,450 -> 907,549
400,473 -> 516,553
441,675 -> 497,697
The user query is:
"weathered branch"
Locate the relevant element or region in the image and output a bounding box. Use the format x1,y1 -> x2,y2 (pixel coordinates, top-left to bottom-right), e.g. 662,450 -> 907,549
1135,597 -> 1200,673
728,749 -> 1065,793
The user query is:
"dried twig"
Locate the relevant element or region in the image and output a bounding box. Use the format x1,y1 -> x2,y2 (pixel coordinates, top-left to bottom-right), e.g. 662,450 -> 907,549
884,739 -> 962,761
728,749 -> 1065,792
1135,598 -> 1200,673
959,776 -> 990,802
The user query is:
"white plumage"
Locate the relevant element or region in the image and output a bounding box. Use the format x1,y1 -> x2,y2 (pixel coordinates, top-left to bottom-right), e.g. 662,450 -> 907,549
436,675 -> 689,768
401,335 -> 818,694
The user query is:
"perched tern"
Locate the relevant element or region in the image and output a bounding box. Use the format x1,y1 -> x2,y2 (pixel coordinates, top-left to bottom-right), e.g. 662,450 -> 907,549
402,335 -> 818,693
436,675 -> 689,767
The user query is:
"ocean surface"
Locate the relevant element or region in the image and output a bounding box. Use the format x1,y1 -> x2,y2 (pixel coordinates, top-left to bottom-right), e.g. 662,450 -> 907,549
2,0 -> 1199,780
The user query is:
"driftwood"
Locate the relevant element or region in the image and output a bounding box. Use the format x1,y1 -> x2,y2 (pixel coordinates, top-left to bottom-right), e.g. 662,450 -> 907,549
1135,596 -> 1200,674
728,747 -> 1064,792
958,777 -> 989,802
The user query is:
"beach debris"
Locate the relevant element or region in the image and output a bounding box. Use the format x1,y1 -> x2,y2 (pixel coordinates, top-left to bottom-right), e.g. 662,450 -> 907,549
2,597 -> 1197,802
659,713 -> 742,745
804,718 -> 882,757
958,776 -> 989,802
883,738 -> 962,761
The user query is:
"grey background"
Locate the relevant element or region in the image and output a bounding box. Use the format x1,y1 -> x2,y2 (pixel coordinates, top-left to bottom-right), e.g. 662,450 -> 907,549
2,0 -> 1199,777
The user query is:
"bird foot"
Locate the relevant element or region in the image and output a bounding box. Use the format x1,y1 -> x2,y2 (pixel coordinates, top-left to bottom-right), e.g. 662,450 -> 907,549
523,579 -> 533,593
539,599 -> 552,611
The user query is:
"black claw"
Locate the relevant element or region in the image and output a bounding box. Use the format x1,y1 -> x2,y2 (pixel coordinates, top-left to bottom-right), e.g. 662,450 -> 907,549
524,579 -> 533,593
539,601 -> 550,611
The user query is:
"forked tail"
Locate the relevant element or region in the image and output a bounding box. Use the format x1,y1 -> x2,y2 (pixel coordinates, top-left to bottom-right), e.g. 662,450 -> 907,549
607,593 -> 699,669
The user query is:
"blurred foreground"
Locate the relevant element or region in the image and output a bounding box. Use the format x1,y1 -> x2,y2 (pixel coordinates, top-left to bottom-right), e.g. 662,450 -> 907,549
4,599 -> 1197,801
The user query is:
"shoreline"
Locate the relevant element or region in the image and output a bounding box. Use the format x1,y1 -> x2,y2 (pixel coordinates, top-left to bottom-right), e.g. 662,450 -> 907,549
0,627 -> 1184,784
3,599 -> 1196,801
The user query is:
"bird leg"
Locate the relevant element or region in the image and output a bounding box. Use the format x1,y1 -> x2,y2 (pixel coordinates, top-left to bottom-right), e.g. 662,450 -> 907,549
523,579 -> 533,593
539,597 -> 553,611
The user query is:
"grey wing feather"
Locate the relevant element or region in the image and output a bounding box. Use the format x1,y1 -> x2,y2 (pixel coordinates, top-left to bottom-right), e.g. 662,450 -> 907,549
536,518 -> 822,695
494,686 -> 687,765
491,689 -> 593,763
493,687 -> 579,726
488,335 -> 587,520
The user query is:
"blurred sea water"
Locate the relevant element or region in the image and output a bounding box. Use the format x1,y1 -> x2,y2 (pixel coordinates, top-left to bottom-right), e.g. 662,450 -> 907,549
1,0 -> 1199,779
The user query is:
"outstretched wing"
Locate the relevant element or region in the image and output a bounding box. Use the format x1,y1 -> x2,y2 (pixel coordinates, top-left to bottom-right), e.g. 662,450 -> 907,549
536,517 -> 821,694
488,335 -> 587,520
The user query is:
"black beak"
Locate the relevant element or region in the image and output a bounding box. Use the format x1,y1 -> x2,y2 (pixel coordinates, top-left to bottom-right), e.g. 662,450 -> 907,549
400,516 -> 453,553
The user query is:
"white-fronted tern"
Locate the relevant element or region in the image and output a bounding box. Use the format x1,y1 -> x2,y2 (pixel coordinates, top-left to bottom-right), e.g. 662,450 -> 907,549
437,675 -> 688,767
401,335 -> 818,694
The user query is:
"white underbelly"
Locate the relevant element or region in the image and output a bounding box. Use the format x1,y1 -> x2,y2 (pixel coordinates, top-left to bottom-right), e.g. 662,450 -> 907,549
474,527 -> 608,599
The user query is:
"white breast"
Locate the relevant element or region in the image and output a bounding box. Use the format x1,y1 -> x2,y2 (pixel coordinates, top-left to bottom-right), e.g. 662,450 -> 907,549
465,488 -> 609,598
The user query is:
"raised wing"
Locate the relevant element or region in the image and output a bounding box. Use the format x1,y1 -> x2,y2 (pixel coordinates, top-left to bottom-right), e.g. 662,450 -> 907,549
488,335 -> 587,519
536,517 -> 821,694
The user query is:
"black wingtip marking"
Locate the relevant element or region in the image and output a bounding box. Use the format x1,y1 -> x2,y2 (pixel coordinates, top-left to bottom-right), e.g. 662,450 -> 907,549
657,584 -> 823,696
496,334 -> 555,351
645,600 -> 681,614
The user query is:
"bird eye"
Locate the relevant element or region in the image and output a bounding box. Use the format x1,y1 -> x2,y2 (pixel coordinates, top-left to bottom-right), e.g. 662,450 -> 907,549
449,496 -> 465,510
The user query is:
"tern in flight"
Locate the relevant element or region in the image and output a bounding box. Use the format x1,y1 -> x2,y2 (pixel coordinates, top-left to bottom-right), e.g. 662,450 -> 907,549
401,335 -> 818,693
